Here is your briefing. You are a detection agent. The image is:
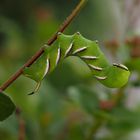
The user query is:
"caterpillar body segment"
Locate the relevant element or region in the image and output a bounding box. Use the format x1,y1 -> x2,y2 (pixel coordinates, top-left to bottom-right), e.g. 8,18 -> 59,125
23,54 -> 48,82
23,33 -> 130,94
97,65 -> 130,88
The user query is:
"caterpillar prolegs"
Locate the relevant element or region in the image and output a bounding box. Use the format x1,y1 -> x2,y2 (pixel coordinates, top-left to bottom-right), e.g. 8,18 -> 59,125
23,32 -> 130,94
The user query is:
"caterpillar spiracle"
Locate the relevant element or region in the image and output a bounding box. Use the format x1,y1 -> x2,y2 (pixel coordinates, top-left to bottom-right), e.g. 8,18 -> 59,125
23,32 -> 130,95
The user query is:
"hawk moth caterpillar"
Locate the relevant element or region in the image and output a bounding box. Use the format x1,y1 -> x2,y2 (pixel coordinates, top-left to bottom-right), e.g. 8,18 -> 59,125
23,32 -> 130,95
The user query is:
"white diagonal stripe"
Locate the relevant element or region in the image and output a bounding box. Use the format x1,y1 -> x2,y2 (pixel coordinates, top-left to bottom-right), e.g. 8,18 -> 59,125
56,47 -> 61,66
72,46 -> 87,55
88,64 -> 103,71
113,63 -> 128,71
95,76 -> 107,80
81,56 -> 98,60
43,58 -> 50,77
64,42 -> 73,57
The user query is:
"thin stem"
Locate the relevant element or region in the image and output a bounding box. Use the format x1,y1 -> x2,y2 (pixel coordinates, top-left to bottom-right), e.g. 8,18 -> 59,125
18,119 -> 25,140
87,87 -> 126,140
0,0 -> 87,92
86,118 -> 103,140
16,108 -> 26,140
112,87 -> 125,106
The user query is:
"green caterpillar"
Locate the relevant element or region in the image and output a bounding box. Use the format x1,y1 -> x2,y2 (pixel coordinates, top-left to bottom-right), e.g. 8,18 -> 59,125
23,32 -> 130,94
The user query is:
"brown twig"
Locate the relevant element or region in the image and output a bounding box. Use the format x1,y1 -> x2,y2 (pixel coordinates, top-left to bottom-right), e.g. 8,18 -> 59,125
0,0 -> 87,91
16,108 -> 26,140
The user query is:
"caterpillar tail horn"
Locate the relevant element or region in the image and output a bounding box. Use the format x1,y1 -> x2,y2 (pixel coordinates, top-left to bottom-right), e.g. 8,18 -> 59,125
28,82 -> 41,95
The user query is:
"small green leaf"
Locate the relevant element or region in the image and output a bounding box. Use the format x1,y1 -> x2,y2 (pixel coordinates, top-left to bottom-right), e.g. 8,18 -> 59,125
0,92 -> 15,121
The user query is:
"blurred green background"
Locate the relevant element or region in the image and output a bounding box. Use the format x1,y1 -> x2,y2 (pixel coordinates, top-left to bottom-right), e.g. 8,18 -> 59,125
0,0 -> 140,140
